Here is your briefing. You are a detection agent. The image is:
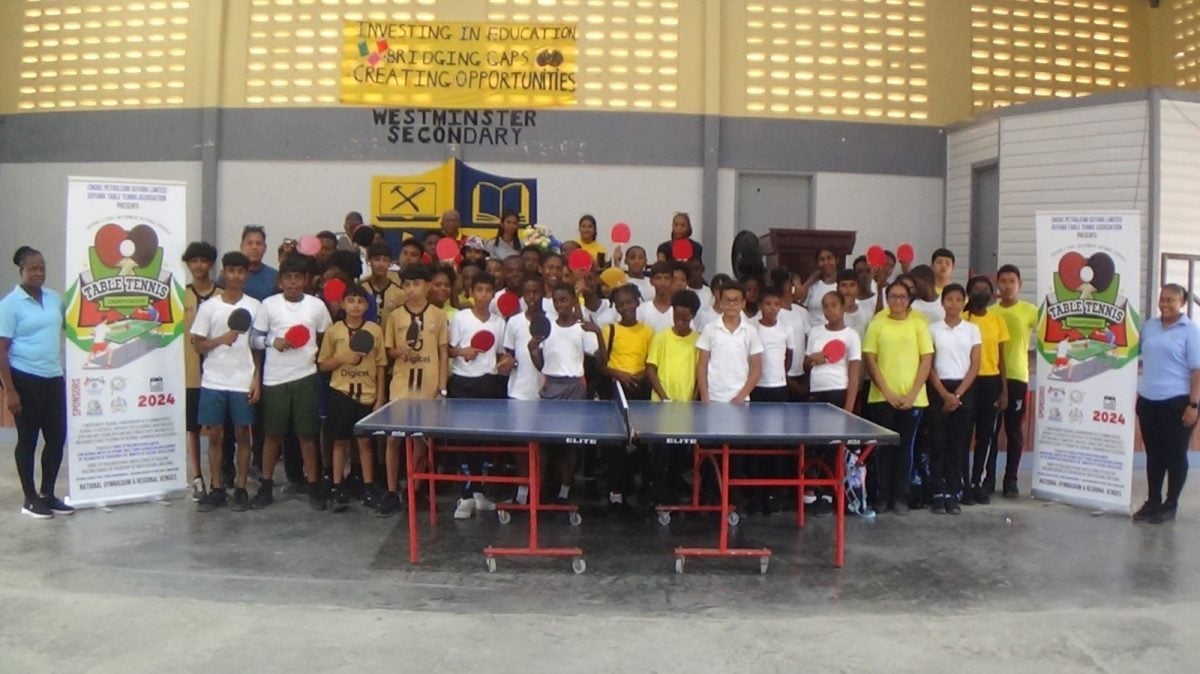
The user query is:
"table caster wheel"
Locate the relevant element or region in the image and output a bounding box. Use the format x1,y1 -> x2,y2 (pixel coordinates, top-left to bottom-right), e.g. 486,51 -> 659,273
486,557 -> 497,573
569,511 -> 583,527
572,558 -> 587,574
759,556 -> 770,574
657,511 -> 671,526
674,557 -> 685,574
497,510 -> 512,525
728,511 -> 740,527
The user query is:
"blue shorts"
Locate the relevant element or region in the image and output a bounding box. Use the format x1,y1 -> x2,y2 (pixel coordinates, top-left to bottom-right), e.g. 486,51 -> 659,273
197,387 -> 255,428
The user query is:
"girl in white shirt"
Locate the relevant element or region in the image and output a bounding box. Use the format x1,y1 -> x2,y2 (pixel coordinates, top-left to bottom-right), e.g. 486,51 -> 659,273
804,291 -> 863,412
926,283 -> 981,515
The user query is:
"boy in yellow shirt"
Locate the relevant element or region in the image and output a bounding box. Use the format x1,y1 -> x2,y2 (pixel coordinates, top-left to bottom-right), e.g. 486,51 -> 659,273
992,265 -> 1037,498
646,290 -> 702,506
964,275 -> 1010,504
600,284 -> 655,513
318,283 -> 387,512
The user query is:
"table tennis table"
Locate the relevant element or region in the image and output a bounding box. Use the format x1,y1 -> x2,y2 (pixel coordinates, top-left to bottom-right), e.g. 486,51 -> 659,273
355,398 -> 628,574
356,399 -> 897,574
105,318 -> 161,345
625,401 -> 898,572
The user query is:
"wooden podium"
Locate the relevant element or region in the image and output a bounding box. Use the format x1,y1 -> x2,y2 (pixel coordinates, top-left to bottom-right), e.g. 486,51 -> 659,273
758,229 -> 858,279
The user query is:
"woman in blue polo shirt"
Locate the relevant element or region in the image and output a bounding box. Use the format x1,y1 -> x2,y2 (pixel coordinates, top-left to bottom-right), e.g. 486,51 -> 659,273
0,246 -> 73,519
1134,283 -> 1200,524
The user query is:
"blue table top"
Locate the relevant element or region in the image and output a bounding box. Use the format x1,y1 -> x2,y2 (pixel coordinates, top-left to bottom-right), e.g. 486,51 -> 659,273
625,402 -> 899,446
354,398 -> 629,442
356,399 -> 897,447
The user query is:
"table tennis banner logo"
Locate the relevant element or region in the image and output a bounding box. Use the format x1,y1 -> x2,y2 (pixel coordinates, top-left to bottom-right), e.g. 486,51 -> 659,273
340,20 -> 577,109
63,177 -> 188,509
370,159 -> 537,234
1032,211 -> 1141,514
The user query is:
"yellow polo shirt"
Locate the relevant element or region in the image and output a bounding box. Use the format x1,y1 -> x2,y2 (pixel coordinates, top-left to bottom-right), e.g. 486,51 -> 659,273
862,312 -> 934,406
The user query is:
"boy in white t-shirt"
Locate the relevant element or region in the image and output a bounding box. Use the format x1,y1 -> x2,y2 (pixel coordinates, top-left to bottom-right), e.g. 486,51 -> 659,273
447,272 -> 506,519
530,282 -> 606,504
191,251 -> 262,512
502,274 -> 544,402
636,261 -> 679,334
250,254 -> 332,510
926,283 -> 981,515
836,269 -> 872,340
752,286 -> 795,403
697,282 -> 763,404
909,264 -> 946,324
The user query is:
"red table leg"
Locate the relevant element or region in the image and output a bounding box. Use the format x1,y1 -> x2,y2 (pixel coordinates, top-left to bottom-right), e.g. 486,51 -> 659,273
406,436 -> 420,564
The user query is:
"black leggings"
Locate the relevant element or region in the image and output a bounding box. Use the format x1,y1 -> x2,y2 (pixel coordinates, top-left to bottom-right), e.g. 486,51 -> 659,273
1137,395 -> 1194,508
11,370 -> 66,501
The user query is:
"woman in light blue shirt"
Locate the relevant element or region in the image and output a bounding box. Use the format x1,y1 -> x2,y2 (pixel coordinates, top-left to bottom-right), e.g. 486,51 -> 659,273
0,246 -> 72,519
1134,283 -> 1200,524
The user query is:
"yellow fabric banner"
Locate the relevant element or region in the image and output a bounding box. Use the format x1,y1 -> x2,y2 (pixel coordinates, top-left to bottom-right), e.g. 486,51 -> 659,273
341,21 -> 577,109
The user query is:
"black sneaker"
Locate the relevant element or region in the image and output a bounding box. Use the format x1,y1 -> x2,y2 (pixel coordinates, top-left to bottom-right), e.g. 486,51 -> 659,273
893,501 -> 910,516
198,488 -> 228,512
945,497 -> 962,515
812,496 -> 834,517
250,483 -> 274,510
20,497 -> 53,519
329,486 -> 349,513
960,488 -> 975,506
374,491 -> 401,518
974,486 -> 992,505
1003,479 -> 1020,498
930,496 -> 945,514
308,488 -> 327,512
41,495 -> 75,515
1151,504 -> 1177,524
230,487 -> 250,512
361,485 -> 380,510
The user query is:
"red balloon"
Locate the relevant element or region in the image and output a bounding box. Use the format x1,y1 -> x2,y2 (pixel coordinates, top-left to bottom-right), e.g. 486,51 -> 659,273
611,222 -> 631,244
94,223 -> 127,267
866,245 -> 887,267
1057,252 -> 1087,290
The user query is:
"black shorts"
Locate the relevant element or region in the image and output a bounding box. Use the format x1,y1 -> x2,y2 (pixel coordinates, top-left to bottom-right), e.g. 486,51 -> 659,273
751,386 -> 789,403
808,389 -> 848,408
448,374 -> 504,399
325,389 -> 373,441
186,388 -> 200,433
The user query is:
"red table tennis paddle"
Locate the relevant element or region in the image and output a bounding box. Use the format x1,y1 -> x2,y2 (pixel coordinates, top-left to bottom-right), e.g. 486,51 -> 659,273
611,222 -> 631,244
567,249 -> 594,272
822,339 -> 846,364
470,330 -> 496,351
866,245 -> 886,267
497,292 -> 521,318
322,278 -> 346,304
897,243 -> 915,265
349,329 -> 375,354
435,237 -> 459,262
671,239 -> 694,261
227,307 -> 252,333
529,314 -> 552,339
284,324 -> 310,349
297,235 -> 322,257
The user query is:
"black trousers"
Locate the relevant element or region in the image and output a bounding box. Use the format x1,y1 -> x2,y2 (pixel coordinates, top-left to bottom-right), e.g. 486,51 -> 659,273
867,403 -> 923,509
1137,395 -> 1194,507
11,370 -> 66,501
964,375 -> 1002,491
993,379 -> 1028,483
926,381 -> 974,498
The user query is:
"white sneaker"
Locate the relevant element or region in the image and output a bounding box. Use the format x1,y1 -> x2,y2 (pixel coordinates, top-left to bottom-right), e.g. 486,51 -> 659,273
191,477 -> 206,502
473,492 -> 496,511
454,497 -> 475,519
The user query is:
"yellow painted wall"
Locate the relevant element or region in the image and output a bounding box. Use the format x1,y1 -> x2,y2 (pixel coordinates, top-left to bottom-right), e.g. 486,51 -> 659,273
0,1 -> 1195,126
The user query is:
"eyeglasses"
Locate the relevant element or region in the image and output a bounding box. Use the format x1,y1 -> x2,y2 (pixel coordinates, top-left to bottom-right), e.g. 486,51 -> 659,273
886,293 -> 910,301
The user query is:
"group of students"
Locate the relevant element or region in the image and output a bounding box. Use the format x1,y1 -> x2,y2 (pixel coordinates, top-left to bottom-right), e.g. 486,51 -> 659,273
180,213 -> 1044,521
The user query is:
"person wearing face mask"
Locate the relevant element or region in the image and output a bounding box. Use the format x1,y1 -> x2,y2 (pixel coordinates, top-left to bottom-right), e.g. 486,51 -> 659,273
962,275 -> 1010,505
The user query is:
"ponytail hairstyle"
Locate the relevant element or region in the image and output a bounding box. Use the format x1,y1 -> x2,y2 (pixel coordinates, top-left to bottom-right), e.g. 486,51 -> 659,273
12,246 -> 40,268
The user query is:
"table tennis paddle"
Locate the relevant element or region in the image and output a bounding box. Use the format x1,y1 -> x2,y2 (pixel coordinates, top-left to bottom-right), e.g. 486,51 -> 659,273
470,330 -> 496,351
611,222 -> 631,244
530,314 -> 551,339
822,338 -> 846,364
227,307 -> 252,333
349,329 -> 375,355
322,278 -> 346,304
866,245 -> 886,267
497,292 -> 521,318
351,224 -> 375,248
897,243 -> 915,265
671,239 -> 693,261
567,249 -> 594,272
405,320 -> 421,347
297,235 -> 321,257
284,324 -> 310,349
435,237 -> 459,262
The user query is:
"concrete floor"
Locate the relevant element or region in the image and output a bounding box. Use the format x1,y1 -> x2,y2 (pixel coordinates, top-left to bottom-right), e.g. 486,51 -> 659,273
2,467 -> 1199,673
